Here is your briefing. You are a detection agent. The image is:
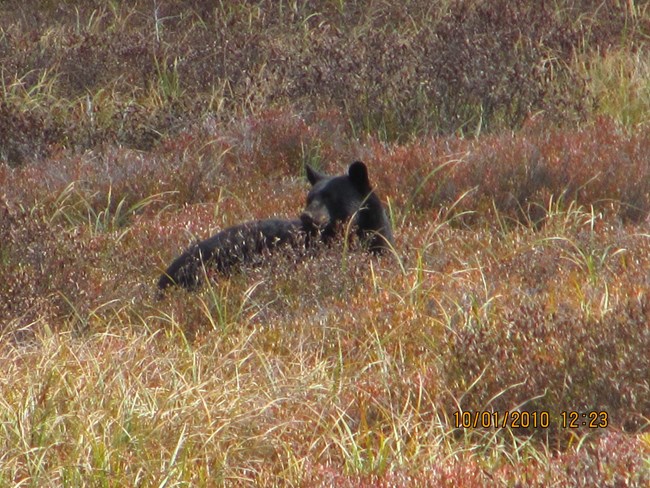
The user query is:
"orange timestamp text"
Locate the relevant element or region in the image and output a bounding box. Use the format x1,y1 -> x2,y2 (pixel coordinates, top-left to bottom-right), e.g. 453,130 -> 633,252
453,410 -> 609,429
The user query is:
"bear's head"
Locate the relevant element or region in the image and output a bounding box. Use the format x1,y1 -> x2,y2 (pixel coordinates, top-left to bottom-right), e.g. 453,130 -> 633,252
301,161 -> 394,253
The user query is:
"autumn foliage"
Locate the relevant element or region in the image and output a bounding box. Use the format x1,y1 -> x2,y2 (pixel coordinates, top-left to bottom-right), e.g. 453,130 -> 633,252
1,1 -> 648,486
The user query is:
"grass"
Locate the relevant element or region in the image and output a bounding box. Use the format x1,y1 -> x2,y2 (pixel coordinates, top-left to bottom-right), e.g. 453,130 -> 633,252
577,46 -> 650,130
1,0 -> 649,486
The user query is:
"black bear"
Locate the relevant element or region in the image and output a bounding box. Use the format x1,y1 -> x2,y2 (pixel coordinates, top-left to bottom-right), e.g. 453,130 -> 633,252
157,161 -> 394,290
302,160 -> 394,253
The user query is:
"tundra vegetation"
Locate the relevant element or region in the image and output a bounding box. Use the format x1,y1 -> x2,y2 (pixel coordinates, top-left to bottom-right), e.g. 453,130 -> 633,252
0,1 -> 649,486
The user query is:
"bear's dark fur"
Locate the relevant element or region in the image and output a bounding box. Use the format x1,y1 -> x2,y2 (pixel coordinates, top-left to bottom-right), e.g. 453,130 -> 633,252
157,161 -> 393,290
302,160 -> 394,253
157,218 -> 313,290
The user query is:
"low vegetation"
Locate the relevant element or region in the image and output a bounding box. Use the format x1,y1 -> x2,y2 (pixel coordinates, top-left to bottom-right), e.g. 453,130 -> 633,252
1,1 -> 649,485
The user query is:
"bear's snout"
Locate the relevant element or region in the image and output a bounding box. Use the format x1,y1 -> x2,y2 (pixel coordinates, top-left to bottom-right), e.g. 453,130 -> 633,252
300,201 -> 330,227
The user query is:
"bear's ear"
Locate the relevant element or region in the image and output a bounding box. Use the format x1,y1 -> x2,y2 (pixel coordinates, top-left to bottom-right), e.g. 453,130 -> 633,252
348,161 -> 371,192
306,165 -> 326,185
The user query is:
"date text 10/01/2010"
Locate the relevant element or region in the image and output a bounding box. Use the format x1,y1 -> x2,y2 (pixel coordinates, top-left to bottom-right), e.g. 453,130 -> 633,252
453,411 -> 609,429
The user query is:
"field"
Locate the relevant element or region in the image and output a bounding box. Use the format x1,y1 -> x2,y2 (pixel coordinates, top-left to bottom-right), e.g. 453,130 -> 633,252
1,1 -> 649,486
